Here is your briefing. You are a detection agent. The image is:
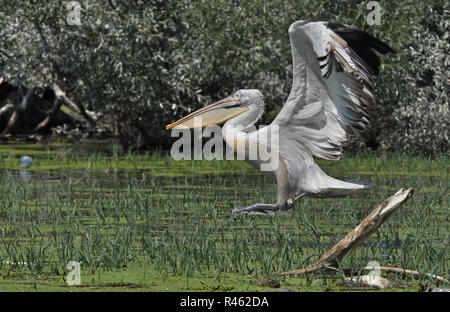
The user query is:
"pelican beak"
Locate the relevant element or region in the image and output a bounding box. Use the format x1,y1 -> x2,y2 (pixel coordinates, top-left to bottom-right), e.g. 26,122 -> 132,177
165,94 -> 248,130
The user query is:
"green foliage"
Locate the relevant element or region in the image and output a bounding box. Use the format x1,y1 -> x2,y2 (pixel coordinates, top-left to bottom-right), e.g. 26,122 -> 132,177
0,0 -> 447,153
377,2 -> 449,154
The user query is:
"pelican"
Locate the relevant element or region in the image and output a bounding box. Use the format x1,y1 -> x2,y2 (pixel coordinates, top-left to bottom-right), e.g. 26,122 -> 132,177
166,21 -> 395,214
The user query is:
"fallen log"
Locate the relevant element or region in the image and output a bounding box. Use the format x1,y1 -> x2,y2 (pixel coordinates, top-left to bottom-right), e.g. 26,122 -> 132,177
51,83 -> 99,127
0,104 -> 14,119
357,266 -> 448,284
33,83 -> 66,132
0,82 -> 76,136
281,188 -> 414,275
1,87 -> 35,136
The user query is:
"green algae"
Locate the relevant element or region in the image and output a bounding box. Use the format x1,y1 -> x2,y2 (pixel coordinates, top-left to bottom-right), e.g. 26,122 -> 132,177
0,142 -> 448,291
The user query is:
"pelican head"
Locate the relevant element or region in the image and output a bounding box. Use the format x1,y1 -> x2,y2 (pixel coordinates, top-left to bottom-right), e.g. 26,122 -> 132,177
165,89 -> 264,130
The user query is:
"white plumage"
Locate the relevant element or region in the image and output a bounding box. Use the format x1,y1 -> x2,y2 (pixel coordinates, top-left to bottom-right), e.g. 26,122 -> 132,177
167,20 -> 395,214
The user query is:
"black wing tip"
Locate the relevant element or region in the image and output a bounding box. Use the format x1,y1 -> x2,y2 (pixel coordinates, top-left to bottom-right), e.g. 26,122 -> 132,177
365,32 -> 396,54
327,21 -> 396,53
326,22 -> 395,75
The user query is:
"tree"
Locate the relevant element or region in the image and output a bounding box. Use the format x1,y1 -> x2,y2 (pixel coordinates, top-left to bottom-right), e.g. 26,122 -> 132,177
0,0 -> 447,154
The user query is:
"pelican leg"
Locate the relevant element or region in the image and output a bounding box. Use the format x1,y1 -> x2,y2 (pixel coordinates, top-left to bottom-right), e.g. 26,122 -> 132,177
232,193 -> 306,215
232,203 -> 282,215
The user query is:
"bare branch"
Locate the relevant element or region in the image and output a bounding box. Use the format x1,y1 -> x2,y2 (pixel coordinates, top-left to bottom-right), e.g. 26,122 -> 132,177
1,88 -> 35,136
0,104 -> 14,117
51,83 -> 97,127
361,266 -> 448,283
33,85 -> 63,132
281,188 -> 414,276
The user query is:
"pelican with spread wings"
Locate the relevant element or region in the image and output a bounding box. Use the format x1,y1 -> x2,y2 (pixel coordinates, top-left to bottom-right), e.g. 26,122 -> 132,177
166,21 -> 395,214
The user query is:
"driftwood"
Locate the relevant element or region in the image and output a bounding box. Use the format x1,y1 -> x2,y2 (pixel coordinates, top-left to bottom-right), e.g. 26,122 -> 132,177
344,274 -> 396,289
282,188 -> 414,275
281,189 -> 412,273
281,187 -> 448,285
342,265 -> 448,288
356,266 -> 448,284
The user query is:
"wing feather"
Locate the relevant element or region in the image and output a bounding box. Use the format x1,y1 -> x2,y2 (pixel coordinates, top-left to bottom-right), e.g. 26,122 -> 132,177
272,21 -> 394,160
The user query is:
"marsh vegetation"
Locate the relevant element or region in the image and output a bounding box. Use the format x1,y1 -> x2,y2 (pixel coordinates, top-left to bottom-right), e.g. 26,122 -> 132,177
0,142 -> 447,291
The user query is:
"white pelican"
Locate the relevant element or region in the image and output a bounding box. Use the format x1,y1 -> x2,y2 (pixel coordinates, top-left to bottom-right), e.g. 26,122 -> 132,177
166,21 -> 395,214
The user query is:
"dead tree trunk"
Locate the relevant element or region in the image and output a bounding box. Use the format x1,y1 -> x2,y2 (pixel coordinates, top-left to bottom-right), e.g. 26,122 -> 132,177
281,188 -> 414,275
0,80 -> 83,138
51,83 -> 98,128
33,84 -> 68,132
1,87 -> 35,136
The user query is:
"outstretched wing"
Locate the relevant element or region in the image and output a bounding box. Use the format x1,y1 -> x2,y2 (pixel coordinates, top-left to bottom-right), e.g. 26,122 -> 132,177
272,21 -> 395,160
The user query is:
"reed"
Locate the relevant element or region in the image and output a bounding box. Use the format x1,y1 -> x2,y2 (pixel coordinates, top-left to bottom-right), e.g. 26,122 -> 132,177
0,142 -> 447,291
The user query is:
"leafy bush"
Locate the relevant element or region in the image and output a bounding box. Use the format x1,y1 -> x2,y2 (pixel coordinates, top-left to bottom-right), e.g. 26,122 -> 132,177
0,0 -> 447,154
378,3 -> 449,154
